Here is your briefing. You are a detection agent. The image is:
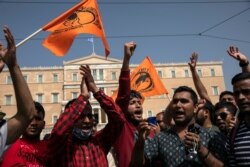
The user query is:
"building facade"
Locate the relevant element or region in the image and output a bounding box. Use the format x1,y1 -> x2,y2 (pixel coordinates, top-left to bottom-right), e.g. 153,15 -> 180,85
0,53 -> 225,137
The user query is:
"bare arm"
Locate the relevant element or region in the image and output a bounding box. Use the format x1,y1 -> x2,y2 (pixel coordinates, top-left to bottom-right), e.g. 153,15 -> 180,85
198,145 -> 224,167
0,26 -> 35,144
122,41 -> 136,71
185,132 -> 224,167
227,46 -> 250,72
188,52 -> 212,102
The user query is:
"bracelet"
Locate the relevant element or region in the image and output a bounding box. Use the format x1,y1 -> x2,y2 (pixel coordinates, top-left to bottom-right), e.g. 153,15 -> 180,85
201,150 -> 210,160
239,61 -> 249,67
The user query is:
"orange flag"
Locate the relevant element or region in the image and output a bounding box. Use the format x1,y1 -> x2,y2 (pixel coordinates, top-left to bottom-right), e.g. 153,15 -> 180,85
130,56 -> 168,97
42,0 -> 110,57
111,56 -> 168,100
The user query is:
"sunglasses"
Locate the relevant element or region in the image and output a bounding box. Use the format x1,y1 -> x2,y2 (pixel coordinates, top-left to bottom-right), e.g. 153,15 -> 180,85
216,112 -> 228,120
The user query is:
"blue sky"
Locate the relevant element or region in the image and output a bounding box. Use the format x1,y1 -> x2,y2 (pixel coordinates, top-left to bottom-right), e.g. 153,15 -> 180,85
0,0 -> 250,91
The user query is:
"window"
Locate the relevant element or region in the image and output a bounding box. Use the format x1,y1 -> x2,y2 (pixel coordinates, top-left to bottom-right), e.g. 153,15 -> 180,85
6,76 -> 12,84
72,73 -> 77,82
148,110 -> 153,117
5,95 -> 12,105
72,92 -> 78,99
37,94 -> 43,103
212,86 -> 219,96
89,92 -> 93,99
37,74 -> 43,83
171,70 -> 176,78
99,69 -> 104,80
197,69 -> 202,77
93,108 -> 99,124
210,68 -> 215,77
52,93 -> 59,103
111,72 -> 117,80
158,70 -> 163,78
53,74 -> 58,82
92,69 -> 97,80
23,75 -> 28,82
52,115 -> 58,124
184,69 -> 189,77
92,69 -> 104,80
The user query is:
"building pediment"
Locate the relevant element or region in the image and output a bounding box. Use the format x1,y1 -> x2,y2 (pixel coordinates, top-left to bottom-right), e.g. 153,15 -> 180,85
63,53 -> 122,66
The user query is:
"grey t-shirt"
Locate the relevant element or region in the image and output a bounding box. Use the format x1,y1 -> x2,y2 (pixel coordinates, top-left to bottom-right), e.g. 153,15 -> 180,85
0,122 -> 7,157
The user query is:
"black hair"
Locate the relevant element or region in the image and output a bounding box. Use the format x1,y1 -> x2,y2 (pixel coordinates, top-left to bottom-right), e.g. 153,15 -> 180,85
219,91 -> 234,101
214,101 -> 237,115
130,90 -> 143,100
202,100 -> 216,124
34,101 -> 45,118
64,98 -> 92,115
174,86 -> 198,105
65,98 -> 77,109
203,100 -> 214,113
231,72 -> 250,85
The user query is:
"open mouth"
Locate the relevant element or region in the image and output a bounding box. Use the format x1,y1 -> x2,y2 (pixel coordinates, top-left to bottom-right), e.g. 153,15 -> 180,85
174,111 -> 185,118
81,127 -> 92,133
134,110 -> 142,116
217,121 -> 225,128
81,124 -> 92,132
133,110 -> 143,120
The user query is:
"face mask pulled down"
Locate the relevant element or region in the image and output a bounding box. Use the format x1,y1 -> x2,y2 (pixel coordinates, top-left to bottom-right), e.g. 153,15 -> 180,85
72,127 -> 93,141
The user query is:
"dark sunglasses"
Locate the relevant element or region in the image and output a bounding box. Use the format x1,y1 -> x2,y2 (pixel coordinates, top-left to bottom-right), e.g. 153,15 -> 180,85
216,112 -> 228,120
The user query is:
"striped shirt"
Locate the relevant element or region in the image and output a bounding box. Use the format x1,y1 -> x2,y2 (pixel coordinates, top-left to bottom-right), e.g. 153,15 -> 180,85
227,120 -> 250,167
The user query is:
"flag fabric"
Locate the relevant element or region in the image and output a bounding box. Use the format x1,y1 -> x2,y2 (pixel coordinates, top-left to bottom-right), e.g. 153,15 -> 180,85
111,56 -> 168,100
87,37 -> 94,43
42,0 -> 110,57
130,56 -> 168,97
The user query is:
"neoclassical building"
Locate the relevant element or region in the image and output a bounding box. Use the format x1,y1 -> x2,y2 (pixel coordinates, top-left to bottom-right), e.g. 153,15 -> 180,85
0,53 -> 225,137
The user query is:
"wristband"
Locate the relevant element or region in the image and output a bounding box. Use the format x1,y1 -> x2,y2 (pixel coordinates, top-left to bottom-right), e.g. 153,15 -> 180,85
201,150 -> 210,160
239,61 -> 249,67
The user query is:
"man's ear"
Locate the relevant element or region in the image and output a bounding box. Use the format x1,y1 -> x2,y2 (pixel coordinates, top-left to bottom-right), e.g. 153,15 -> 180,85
194,103 -> 199,114
204,109 -> 209,118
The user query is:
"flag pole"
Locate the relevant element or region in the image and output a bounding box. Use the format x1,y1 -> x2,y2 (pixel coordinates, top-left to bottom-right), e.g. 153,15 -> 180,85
92,36 -> 95,54
167,94 -> 172,102
15,28 -> 43,48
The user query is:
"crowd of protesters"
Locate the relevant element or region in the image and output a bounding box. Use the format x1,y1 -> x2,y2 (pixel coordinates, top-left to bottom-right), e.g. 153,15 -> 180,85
0,26 -> 250,167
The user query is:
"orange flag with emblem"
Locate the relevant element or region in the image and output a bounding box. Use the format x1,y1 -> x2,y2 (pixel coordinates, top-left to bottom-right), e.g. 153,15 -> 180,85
111,56 -> 168,100
42,0 -> 110,57
131,56 -> 168,96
